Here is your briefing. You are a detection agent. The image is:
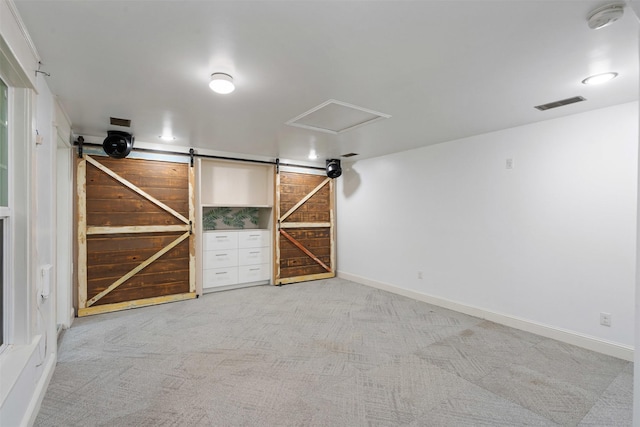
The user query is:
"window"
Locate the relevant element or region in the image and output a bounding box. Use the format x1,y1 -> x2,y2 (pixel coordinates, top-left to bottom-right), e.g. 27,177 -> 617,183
0,80 -> 9,207
0,218 -> 4,348
0,78 -> 6,206
0,77 -> 8,350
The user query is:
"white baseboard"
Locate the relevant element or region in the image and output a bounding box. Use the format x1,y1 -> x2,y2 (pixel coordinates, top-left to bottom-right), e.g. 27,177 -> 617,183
338,271 -> 634,361
67,308 -> 75,329
24,353 -> 56,427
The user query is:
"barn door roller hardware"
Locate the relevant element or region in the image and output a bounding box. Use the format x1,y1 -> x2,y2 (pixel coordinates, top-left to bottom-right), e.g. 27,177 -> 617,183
71,141 -> 326,171
77,135 -> 84,158
103,131 -> 134,158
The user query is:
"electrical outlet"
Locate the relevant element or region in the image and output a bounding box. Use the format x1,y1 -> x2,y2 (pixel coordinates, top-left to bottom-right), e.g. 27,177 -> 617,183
417,271 -> 423,280
600,312 -> 611,327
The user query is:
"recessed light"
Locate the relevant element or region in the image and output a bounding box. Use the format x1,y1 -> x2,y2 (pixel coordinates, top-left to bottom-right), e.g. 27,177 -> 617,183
582,72 -> 618,85
159,134 -> 176,141
209,73 -> 235,94
308,150 -> 318,160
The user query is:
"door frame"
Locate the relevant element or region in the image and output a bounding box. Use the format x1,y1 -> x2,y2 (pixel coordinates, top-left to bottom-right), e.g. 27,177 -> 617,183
55,135 -> 73,327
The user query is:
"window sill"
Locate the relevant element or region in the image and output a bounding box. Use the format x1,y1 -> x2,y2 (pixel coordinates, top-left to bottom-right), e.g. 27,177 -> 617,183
0,336 -> 40,407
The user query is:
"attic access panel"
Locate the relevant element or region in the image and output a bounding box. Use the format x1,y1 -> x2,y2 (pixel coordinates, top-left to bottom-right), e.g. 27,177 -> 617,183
286,99 -> 391,134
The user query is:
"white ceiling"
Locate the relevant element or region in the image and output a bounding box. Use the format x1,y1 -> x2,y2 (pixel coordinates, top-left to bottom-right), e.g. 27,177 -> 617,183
14,1 -> 639,163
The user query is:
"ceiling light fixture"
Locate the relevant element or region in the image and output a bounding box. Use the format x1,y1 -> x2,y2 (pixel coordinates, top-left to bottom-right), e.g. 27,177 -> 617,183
587,4 -> 625,30
582,72 -> 618,85
209,73 -> 235,94
308,149 -> 318,160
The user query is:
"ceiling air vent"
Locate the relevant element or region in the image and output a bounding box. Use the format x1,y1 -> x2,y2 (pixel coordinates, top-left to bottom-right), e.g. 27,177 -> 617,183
534,96 -> 586,111
341,153 -> 359,158
110,117 -> 132,127
286,99 -> 390,134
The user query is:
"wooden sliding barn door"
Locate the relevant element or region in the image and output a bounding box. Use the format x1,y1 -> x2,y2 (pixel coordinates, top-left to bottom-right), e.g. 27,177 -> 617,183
77,155 -> 195,316
275,171 -> 335,285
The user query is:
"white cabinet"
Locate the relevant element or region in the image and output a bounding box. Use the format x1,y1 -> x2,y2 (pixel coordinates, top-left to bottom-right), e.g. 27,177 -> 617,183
238,247 -> 270,265
202,229 -> 270,290
203,267 -> 238,288
239,264 -> 270,283
204,250 -> 238,269
203,232 -> 237,251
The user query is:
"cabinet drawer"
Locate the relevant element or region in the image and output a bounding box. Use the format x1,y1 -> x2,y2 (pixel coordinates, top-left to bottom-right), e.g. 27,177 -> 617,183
238,230 -> 270,248
238,264 -> 270,283
203,267 -> 238,288
203,232 -> 238,251
204,250 -> 238,269
238,247 -> 270,266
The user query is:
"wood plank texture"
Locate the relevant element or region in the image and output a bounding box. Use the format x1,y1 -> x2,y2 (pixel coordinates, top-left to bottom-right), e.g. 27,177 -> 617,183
77,159 -> 88,308
280,222 -> 330,229
188,163 -> 196,293
79,155 -> 194,314
276,272 -> 335,285
87,225 -> 189,235
276,171 -> 335,282
86,231 -> 190,306
85,155 -> 189,224
279,177 -> 330,222
274,170 -> 281,283
280,229 -> 331,272
78,292 -> 196,317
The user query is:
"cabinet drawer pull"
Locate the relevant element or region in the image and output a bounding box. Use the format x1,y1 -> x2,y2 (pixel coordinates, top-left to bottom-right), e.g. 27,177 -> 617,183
249,251 -> 259,254
215,254 -> 228,257
215,236 -> 228,239
215,272 -> 227,275
249,268 -> 260,271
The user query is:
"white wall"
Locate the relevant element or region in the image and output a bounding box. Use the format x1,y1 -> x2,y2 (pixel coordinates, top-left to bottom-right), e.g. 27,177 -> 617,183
0,1 -> 58,425
54,105 -> 73,329
338,101 -> 638,358
34,72 -> 58,357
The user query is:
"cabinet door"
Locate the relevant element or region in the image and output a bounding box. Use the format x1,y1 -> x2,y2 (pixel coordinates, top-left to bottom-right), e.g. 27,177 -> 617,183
238,230 -> 269,248
238,247 -> 270,266
204,249 -> 238,269
203,267 -> 238,288
239,264 -> 270,283
203,231 -> 238,251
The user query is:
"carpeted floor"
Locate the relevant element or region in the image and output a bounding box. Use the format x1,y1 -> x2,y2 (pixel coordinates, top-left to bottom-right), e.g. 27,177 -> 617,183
35,278 -> 632,426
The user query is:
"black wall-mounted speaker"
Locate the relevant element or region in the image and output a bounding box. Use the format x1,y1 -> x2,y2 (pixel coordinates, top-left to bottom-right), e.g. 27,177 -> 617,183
326,159 -> 342,179
103,131 -> 134,158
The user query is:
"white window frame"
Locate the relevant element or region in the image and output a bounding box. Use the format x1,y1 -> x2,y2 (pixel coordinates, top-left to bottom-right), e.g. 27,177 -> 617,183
0,77 -> 10,354
0,215 -> 9,354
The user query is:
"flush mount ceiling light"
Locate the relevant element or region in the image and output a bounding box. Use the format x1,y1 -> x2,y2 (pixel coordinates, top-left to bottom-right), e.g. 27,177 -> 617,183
582,72 -> 618,85
587,4 -> 625,30
209,73 -> 235,94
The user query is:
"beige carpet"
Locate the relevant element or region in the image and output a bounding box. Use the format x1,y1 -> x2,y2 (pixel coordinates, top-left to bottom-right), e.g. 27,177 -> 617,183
35,278 -> 632,426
